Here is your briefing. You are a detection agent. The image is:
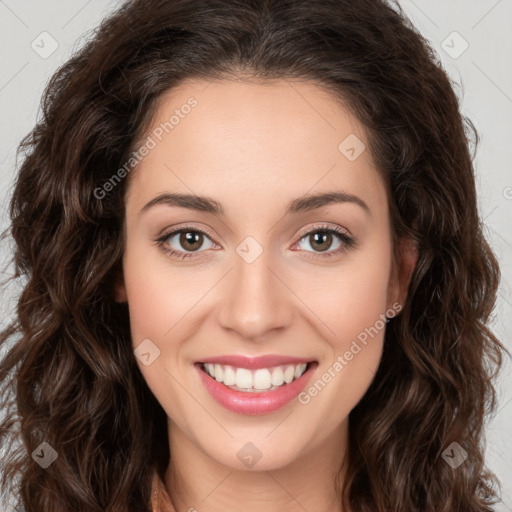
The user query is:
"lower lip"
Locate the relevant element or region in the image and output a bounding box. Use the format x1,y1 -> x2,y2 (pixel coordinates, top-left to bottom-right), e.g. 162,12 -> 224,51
195,362 -> 317,415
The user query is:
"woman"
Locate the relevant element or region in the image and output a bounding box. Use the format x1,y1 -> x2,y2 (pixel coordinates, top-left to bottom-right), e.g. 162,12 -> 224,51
0,0 -> 506,511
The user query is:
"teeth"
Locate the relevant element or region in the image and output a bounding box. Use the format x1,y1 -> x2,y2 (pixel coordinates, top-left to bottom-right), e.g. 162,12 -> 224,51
284,365 -> 295,383
253,369 -> 272,390
214,364 -> 223,382
202,362 -> 308,392
223,365 -> 236,385
235,368 -> 252,389
271,367 -> 284,386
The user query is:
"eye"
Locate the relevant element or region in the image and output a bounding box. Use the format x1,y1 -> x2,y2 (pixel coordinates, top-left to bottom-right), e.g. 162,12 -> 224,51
156,226 -> 217,260
292,224 -> 355,259
155,223 -> 356,261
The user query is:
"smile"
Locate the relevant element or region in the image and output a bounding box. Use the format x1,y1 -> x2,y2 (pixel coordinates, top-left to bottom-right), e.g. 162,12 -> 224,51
195,356 -> 318,415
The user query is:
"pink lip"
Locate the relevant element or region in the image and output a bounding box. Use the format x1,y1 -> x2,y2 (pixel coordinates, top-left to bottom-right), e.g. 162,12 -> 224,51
195,361 -> 318,415
198,354 -> 313,369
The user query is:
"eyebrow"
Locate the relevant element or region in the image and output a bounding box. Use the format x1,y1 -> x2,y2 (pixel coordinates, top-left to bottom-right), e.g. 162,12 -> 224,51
139,190 -> 371,217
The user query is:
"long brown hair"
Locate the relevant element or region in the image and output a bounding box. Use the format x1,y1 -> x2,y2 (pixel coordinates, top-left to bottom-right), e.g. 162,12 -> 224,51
0,0 -> 507,510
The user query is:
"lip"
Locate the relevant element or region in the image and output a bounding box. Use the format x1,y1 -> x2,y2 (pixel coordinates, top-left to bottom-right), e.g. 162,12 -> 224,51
197,354 -> 313,369
195,360 -> 318,415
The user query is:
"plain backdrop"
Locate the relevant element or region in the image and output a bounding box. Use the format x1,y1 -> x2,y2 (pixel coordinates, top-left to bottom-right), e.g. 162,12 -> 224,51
0,1 -> 511,510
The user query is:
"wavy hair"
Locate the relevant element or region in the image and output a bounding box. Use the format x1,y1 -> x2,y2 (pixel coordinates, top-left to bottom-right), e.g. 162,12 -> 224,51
0,0 -> 507,510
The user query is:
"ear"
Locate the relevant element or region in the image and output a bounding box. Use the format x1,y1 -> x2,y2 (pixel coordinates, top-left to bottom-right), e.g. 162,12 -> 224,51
387,236 -> 418,311
113,269 -> 128,303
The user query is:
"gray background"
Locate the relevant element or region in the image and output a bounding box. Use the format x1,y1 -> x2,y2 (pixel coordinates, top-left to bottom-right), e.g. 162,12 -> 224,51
0,1 -> 511,510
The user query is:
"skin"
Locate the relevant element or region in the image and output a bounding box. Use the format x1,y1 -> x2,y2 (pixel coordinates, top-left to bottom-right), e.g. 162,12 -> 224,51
115,77 -> 417,512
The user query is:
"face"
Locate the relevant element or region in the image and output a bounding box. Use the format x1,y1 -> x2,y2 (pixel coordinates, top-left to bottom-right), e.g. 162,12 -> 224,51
117,77 -> 414,473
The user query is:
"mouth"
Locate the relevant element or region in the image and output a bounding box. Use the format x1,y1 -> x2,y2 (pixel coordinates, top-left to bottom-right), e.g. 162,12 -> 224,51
194,358 -> 318,415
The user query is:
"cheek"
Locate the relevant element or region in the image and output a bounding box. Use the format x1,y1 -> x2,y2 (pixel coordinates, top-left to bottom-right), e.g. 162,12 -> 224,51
122,245 -> 208,346
294,258 -> 392,422
292,248 -> 393,348
122,250 -> 205,419
122,247 -> 216,415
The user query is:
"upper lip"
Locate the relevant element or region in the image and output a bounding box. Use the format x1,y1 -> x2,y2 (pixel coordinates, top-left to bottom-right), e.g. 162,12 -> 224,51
197,354 -> 316,369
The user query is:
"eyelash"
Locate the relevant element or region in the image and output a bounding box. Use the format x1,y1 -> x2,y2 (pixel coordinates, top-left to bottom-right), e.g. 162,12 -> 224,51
155,224 -> 356,261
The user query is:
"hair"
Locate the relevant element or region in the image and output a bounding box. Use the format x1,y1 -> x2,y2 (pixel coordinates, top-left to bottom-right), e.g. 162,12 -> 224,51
0,0 -> 507,510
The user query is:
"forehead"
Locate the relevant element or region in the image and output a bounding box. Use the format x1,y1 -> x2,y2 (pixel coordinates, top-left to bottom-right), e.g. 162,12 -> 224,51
125,77 -> 387,219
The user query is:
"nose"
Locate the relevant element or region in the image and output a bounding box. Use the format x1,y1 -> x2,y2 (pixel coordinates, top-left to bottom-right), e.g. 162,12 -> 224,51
217,247 -> 293,341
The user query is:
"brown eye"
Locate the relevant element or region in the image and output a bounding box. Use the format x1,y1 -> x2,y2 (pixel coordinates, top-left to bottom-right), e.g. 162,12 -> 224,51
157,227 -> 216,259
308,231 -> 333,252
293,225 -> 355,259
179,231 -> 204,252
297,229 -> 343,254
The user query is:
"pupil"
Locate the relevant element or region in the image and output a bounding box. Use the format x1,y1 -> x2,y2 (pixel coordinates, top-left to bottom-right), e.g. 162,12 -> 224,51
312,232 -> 331,252
181,231 -> 202,251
